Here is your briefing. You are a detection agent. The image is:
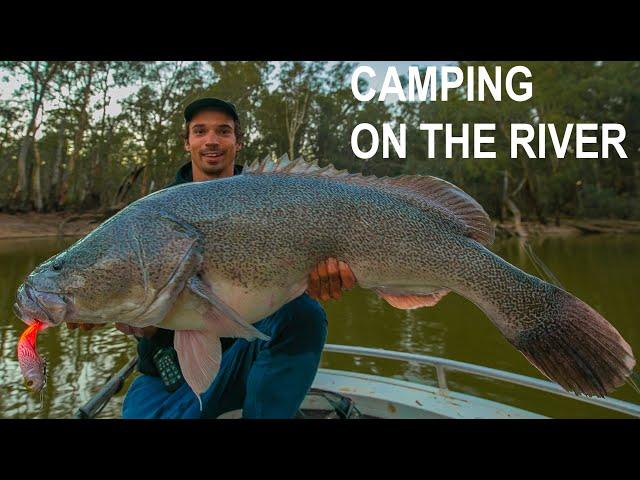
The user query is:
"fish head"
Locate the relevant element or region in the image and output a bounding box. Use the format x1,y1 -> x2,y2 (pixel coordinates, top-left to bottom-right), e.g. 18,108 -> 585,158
15,207 -> 204,328
14,283 -> 54,327
14,220 -> 149,326
22,360 -> 46,394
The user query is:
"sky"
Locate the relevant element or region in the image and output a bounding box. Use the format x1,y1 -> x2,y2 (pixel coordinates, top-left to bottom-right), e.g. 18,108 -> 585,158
359,61 -> 453,92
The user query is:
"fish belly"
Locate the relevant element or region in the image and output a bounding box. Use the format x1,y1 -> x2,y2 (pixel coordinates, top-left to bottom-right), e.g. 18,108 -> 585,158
206,276 -> 308,325
157,276 -> 308,331
157,288 -> 209,330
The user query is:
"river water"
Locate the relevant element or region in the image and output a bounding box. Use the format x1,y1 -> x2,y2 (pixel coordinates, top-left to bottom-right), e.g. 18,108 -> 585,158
1,234 -> 638,418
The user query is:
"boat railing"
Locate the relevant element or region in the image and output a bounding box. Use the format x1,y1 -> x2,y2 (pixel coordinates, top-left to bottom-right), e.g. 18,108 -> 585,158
323,344 -> 640,418
75,356 -> 138,419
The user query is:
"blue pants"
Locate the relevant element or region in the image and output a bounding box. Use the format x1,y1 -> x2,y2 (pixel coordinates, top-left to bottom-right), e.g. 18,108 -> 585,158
122,294 -> 327,419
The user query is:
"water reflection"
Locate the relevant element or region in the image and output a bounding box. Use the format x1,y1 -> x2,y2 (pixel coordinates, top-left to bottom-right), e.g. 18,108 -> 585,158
322,234 -> 640,418
0,238 -> 138,419
1,234 -> 639,418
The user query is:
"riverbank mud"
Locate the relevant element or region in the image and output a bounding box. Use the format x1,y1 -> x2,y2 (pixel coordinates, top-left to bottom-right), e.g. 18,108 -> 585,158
1,212 -> 640,240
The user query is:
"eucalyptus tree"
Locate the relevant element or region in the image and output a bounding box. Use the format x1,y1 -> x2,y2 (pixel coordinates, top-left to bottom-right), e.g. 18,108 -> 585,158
201,61 -> 272,164
118,61 -> 209,197
0,61 -> 62,210
257,61 -> 327,162
0,102 -> 20,208
303,62 -> 363,170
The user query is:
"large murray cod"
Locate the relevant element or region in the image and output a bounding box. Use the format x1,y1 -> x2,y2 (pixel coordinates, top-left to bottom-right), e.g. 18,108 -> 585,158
14,156 -> 636,403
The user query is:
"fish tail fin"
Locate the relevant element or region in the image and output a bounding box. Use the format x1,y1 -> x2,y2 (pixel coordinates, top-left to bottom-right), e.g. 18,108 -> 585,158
509,286 -> 635,397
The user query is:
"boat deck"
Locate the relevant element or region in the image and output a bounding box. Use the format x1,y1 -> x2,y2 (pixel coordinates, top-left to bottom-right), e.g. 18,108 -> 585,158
77,344 -> 640,419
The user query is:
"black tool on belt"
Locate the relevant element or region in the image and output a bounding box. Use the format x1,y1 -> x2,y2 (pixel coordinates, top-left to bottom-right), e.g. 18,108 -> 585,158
151,346 -> 185,392
136,329 -> 185,392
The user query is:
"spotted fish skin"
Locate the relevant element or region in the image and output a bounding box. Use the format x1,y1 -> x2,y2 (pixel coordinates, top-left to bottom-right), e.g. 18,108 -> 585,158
14,157 -> 636,398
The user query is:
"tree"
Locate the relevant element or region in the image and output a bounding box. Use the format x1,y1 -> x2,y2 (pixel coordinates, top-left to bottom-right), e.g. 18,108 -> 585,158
0,61 -> 61,210
57,61 -> 96,207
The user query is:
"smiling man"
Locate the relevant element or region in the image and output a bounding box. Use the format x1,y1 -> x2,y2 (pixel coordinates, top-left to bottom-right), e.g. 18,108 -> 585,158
109,97 -> 356,419
185,98 -> 240,180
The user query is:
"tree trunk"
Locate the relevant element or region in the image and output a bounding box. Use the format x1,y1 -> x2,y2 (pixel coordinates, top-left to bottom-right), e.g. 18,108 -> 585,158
12,61 -> 60,210
498,121 -> 545,224
77,171 -> 88,207
111,165 -> 146,210
93,71 -> 112,210
575,179 -> 584,218
592,158 -> 602,192
12,135 -> 33,208
98,126 -> 114,210
31,139 -> 43,212
501,169 -> 509,222
285,90 -> 310,161
140,160 -> 150,196
505,197 -> 528,238
50,119 -> 66,210
58,62 -> 95,208
519,155 -> 546,224
83,148 -> 100,208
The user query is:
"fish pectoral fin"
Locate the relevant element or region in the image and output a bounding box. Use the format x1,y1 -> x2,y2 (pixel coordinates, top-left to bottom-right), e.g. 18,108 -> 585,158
188,276 -> 271,342
373,287 -> 451,310
174,329 -> 222,409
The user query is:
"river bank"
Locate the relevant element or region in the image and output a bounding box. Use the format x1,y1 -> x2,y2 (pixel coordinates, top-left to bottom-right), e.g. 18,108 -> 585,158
1,211 -> 640,240
0,212 -> 106,239
495,219 -> 640,237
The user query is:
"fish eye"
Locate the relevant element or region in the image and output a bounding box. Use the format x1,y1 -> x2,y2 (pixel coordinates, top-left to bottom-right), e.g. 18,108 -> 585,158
52,259 -> 63,271
26,380 -> 33,387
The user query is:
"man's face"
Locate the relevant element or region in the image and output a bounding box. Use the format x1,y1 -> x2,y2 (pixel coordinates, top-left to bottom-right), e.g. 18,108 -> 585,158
185,109 -> 241,180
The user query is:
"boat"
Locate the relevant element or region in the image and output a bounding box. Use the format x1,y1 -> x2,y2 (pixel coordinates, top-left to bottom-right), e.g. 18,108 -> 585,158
75,344 -> 640,419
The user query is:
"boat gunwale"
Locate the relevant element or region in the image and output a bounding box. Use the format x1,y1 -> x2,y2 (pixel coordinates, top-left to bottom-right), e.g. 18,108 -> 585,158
322,343 -> 640,418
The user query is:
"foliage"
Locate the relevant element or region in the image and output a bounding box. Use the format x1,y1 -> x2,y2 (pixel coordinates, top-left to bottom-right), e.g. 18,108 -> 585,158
0,61 -> 638,221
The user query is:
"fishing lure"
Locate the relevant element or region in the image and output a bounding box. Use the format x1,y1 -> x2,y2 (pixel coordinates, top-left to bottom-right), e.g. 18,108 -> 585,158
17,320 -> 47,394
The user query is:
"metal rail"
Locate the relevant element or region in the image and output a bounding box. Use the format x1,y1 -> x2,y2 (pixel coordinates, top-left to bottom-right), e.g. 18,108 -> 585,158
323,344 -> 640,418
75,356 -> 139,419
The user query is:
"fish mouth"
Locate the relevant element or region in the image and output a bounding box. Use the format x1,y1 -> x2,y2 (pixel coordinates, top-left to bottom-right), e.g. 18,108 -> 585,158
15,283 -> 70,327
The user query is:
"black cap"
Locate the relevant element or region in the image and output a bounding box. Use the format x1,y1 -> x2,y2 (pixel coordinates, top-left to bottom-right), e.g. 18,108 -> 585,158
184,97 -> 239,122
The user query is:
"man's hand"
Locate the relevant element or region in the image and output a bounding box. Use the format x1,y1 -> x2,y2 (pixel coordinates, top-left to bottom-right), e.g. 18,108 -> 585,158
307,258 -> 356,301
67,322 -> 157,337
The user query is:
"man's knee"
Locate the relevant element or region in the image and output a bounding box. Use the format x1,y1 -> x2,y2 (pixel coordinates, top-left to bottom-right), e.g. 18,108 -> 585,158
269,294 -> 327,351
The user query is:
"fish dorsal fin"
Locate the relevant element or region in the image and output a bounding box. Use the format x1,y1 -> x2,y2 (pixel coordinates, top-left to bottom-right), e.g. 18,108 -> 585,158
243,155 -> 495,246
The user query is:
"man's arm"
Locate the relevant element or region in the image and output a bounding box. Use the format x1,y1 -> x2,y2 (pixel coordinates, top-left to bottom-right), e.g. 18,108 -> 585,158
70,257 -> 357,334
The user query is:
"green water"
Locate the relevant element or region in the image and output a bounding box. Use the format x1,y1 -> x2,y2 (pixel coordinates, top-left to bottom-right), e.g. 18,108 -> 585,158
1,235 -> 639,419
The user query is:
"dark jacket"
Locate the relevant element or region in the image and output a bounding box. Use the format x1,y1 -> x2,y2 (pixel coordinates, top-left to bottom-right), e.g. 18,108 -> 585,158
136,161 -> 244,377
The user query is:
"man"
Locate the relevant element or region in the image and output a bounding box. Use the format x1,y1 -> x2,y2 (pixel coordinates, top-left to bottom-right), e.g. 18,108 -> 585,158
69,97 -> 356,418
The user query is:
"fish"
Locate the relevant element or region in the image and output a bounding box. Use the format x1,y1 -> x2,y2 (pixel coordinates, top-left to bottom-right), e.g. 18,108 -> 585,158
17,319 -> 46,394
13,155 -> 636,403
